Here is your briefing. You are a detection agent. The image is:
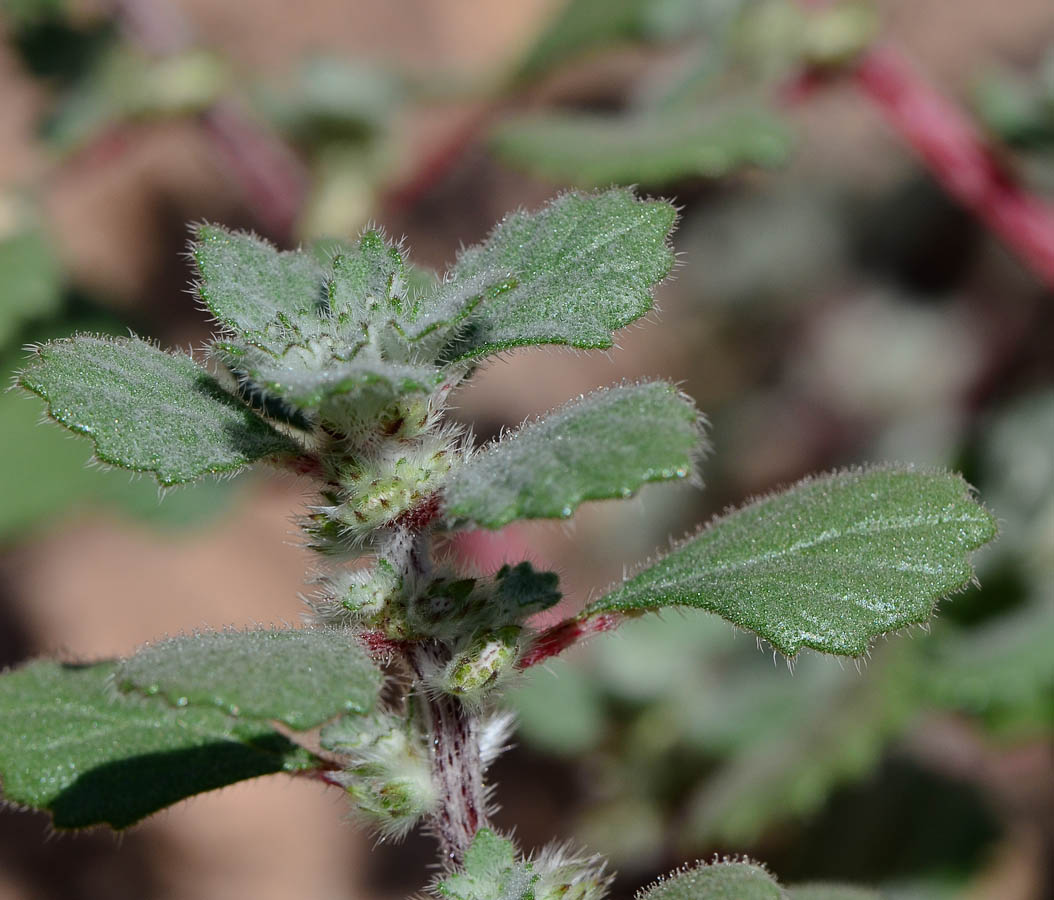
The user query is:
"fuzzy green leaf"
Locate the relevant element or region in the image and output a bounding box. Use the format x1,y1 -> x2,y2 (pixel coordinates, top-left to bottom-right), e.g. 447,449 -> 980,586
327,228 -> 409,322
192,224 -> 325,341
587,467 -> 997,657
116,627 -> 383,730
637,860 -> 783,900
491,108 -> 790,188
637,861 -> 881,900
437,829 -> 537,900
409,189 -> 676,361
443,381 -> 702,529
18,335 -> 300,486
222,344 -> 442,412
0,660 -> 319,829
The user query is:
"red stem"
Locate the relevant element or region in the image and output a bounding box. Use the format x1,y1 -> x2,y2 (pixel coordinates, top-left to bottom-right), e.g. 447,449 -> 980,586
518,612 -> 625,669
850,43 -> 1054,289
382,103 -> 498,212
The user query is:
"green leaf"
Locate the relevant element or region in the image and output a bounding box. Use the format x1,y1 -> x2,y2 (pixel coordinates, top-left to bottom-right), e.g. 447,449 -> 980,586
436,829 -> 537,900
0,226 -> 64,348
223,345 -> 441,412
410,189 -> 676,361
116,627 -> 383,730
516,0 -> 653,81
586,467 -> 997,657
206,227 -> 444,415
192,224 -> 325,342
443,381 -> 702,529
17,334 -> 300,486
0,660 -> 319,829
490,107 -> 790,188
636,860 -> 783,899
327,228 -> 409,322
926,598 -> 1054,732
686,642 -> 922,844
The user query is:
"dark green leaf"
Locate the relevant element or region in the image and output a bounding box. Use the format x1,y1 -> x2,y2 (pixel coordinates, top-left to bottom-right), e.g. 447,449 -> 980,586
0,660 -> 319,829
18,334 -> 300,486
410,189 -> 676,361
443,381 -> 702,528
587,467 -> 997,657
116,627 -> 383,730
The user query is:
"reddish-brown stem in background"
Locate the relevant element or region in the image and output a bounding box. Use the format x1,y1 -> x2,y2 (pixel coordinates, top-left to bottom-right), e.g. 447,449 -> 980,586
382,102 -> 499,213
108,0 -> 307,240
850,43 -> 1054,290
518,612 -> 625,669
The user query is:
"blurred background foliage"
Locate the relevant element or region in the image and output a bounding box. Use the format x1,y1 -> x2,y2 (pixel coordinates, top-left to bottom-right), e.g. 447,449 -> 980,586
0,1 -> 1051,899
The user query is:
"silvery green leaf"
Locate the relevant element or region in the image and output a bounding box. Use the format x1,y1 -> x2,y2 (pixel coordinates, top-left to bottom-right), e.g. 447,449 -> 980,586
586,467 -> 996,657
0,660 -> 319,829
220,339 -> 442,412
18,334 -> 300,486
443,381 -> 703,529
116,627 -> 383,730
326,228 -> 409,324
192,224 -> 325,342
409,189 -> 676,361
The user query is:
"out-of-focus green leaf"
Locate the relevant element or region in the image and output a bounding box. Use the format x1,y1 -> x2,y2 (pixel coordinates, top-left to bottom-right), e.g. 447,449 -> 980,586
974,49 -> 1054,150
0,345 -> 240,540
516,0 -> 654,81
0,226 -> 64,347
411,189 -> 676,361
443,381 -> 702,528
587,467 -> 996,657
116,627 -> 383,731
509,657 -> 607,755
257,57 -> 401,140
926,597 -> 1054,735
18,335 -> 301,486
44,47 -> 226,153
686,642 -> 921,844
490,107 -> 790,188
2,0 -> 69,27
0,660 -> 320,829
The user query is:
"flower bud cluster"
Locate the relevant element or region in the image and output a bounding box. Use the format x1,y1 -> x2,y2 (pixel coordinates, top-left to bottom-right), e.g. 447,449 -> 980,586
531,843 -> 612,900
321,709 -> 437,839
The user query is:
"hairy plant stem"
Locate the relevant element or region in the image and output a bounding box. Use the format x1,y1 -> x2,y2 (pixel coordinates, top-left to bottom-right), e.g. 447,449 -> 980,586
407,642 -> 488,865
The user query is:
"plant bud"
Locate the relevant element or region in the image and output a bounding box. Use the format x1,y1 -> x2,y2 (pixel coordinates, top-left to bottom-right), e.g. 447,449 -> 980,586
438,626 -> 523,700
533,845 -> 612,900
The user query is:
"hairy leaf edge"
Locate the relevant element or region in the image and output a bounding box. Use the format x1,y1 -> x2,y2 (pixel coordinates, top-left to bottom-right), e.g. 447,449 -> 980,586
583,464 -> 999,659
